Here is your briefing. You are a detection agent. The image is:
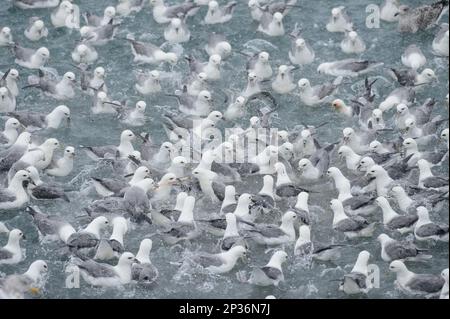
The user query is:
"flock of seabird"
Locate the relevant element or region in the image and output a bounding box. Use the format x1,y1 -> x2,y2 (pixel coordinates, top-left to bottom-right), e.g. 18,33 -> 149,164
0,0 -> 449,299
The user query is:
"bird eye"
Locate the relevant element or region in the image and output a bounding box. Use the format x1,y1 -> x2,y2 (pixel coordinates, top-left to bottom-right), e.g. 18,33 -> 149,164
43,264 -> 48,269
23,174 -> 27,177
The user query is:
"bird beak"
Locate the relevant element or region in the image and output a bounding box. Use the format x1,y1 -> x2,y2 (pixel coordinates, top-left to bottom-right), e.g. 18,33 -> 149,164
394,12 -> 399,17
343,136 -> 349,143
124,173 -> 134,178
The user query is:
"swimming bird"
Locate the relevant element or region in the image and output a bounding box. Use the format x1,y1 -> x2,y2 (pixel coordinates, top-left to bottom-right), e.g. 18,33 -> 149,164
326,167 -> 352,202
341,31 -> 366,54
245,211 -> 297,246
414,206 -> 449,242
246,51 -> 273,80
338,145 -> 362,171
204,1 -> 237,25
272,65 -> 296,94
71,43 -> 98,65
0,27 -> 13,47
127,38 -> 178,65
44,146 -> 75,177
51,0 -> 79,29
83,6 -> 116,27
330,199 -> 376,239
149,0 -> 198,24
25,70 -> 76,100
242,250 -> 288,287
377,233 -> 430,262
7,104 -> 70,131
432,23 -> 449,56
395,1 -> 449,33
160,196 -> 201,245
339,250 -> 373,295
83,129 -> 135,160
0,86 -> 16,112
0,69 -> 19,97
205,34 -> 232,59
294,225 -> 344,261
288,33 -> 315,66
65,216 -> 109,251
326,6 -> 353,32
220,213 -> 246,251
390,260 -> 445,296
366,165 -> 394,197
0,259 -> 48,299
135,70 -> 161,95
13,0 -> 60,9
24,18 -> 48,41
164,18 -> 190,44
274,162 -> 309,198
416,159 -> 448,190
72,252 -> 136,287
186,54 -> 222,81
297,77 -> 342,106
375,196 -> 418,233
0,229 -> 25,265
11,44 -> 49,69
94,216 -> 128,260
187,245 -> 246,274
258,12 -> 285,36
318,59 -> 383,77
79,22 -> 117,46
132,239 -> 159,284
0,170 -> 31,210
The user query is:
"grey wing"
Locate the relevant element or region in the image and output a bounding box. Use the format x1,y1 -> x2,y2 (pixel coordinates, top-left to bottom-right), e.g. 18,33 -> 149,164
260,266 -> 282,280
0,248 -> 13,261
407,275 -> 445,293
223,1 -> 237,15
340,60 -> 370,72
132,263 -> 158,282
85,145 -> 116,158
423,177 -> 448,188
343,194 -> 375,210
259,12 -> 273,29
84,12 -> 102,26
389,215 -> 418,229
221,236 -> 242,251
165,3 -> 197,18
414,98 -> 436,125
385,242 -> 418,259
67,232 -> 99,249
131,40 -> 158,57
211,180 -> 226,201
77,259 -> 117,278
192,253 -> 223,268
92,177 -> 127,193
96,24 -> 115,40
0,189 -> 15,202
344,272 -> 367,289
416,223 -> 449,237
13,45 -> 34,62
6,112 -> 46,128
335,218 -> 365,232
313,83 -> 336,100
255,225 -> 287,238
434,23 -> 449,43
32,185 -> 69,201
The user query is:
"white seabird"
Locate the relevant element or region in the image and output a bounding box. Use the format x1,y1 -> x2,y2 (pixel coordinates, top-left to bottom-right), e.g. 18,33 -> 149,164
390,260 -> 445,296
326,6 -> 353,32
330,199 -> 376,238
377,233 -> 430,262
24,18 -> 49,41
187,245 -> 247,274
72,252 -> 136,287
375,196 -> 418,233
414,206 -> 449,242
339,250 -> 373,295
0,229 -> 25,265
132,239 -> 159,284
12,44 -> 49,69
242,250 -> 288,287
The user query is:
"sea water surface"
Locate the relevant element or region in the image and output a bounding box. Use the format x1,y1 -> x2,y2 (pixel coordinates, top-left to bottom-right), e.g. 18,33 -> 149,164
0,0 -> 448,299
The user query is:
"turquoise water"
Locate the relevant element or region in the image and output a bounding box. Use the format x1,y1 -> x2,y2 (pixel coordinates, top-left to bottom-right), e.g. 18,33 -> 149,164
0,0 -> 448,298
